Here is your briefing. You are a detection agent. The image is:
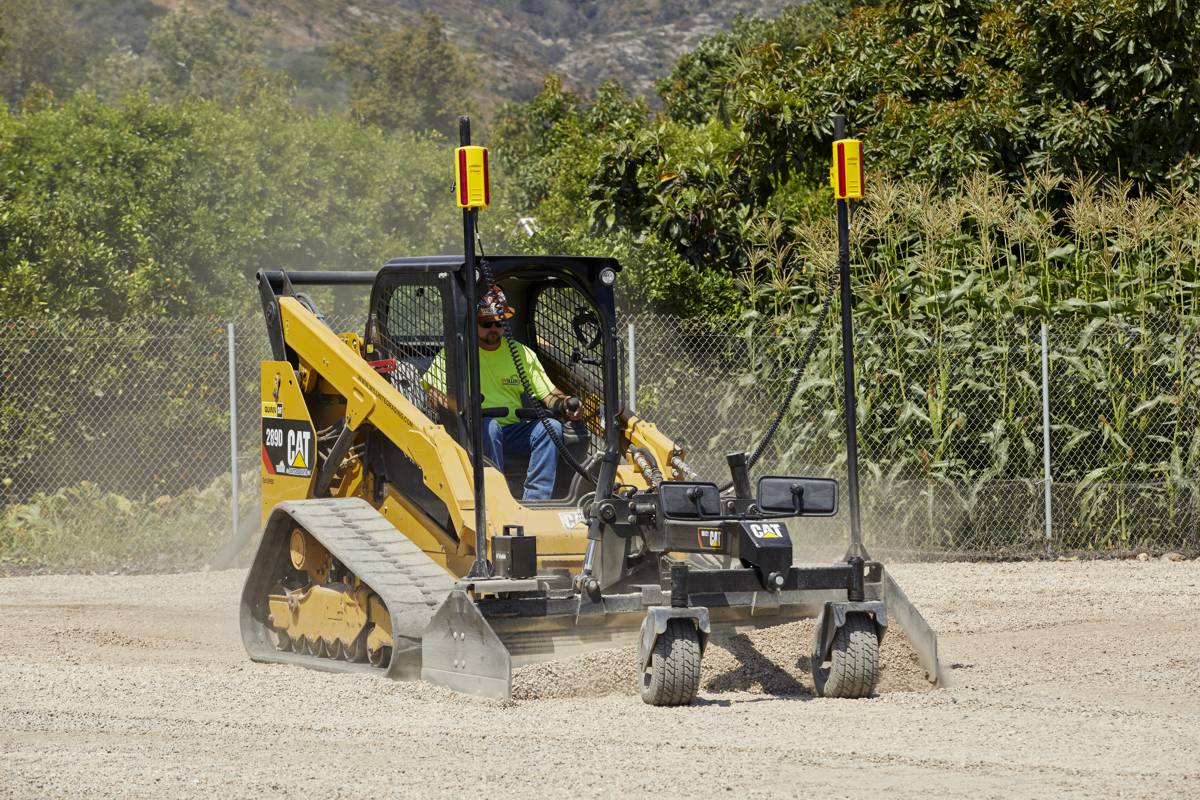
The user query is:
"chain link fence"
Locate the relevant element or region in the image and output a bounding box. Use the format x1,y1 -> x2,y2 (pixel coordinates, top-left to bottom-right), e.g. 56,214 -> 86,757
2,310 -> 1197,565
1,318 -> 247,502
625,312 -> 1200,558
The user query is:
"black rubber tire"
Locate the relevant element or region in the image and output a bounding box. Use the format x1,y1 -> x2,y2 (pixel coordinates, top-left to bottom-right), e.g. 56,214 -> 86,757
639,619 -> 702,706
812,614 -> 880,699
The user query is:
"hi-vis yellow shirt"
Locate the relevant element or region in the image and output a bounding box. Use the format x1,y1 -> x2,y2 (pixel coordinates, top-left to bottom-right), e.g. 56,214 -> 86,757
422,338 -> 555,426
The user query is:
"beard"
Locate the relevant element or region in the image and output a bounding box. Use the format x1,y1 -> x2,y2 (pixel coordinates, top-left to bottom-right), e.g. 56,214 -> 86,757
480,330 -> 502,347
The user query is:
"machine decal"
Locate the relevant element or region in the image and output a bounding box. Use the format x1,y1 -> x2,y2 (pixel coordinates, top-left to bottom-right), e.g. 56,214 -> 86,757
558,510 -> 587,529
262,401 -> 284,418
262,418 -> 314,478
748,522 -> 784,539
697,528 -> 722,549
374,392 -> 414,429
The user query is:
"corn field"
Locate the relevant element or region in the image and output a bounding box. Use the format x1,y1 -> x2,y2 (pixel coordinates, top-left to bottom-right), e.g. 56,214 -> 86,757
629,172 -> 1200,557
629,312 -> 1199,557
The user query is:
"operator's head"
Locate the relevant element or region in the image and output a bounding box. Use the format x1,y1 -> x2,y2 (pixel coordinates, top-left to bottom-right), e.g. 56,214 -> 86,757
477,284 -> 514,350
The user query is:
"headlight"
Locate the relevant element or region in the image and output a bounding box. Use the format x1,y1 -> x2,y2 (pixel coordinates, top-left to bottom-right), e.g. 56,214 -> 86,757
599,267 -> 616,286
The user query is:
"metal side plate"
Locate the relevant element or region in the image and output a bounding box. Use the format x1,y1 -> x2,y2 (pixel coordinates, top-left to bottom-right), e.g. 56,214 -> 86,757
881,568 -> 943,686
421,590 -> 513,700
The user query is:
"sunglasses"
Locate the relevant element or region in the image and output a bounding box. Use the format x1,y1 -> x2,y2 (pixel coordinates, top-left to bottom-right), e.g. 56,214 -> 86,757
477,319 -> 505,329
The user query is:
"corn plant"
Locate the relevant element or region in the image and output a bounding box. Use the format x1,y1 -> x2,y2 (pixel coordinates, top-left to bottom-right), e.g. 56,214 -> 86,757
633,173 -> 1200,554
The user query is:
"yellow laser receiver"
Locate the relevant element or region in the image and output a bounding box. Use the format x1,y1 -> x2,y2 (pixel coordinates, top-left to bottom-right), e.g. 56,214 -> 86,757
455,146 -> 490,209
830,139 -> 864,200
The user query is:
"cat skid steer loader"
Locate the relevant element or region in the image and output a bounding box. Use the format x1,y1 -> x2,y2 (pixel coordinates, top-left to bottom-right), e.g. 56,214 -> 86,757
239,122 -> 942,705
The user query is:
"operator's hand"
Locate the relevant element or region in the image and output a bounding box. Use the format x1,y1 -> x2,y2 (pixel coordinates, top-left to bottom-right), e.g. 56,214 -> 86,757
551,395 -> 584,420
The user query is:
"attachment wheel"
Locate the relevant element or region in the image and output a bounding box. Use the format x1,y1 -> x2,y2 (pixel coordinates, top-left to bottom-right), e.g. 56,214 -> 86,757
812,614 -> 880,698
638,618 -> 702,706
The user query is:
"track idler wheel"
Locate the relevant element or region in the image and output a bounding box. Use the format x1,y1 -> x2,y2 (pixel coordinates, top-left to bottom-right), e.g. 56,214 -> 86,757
368,644 -> 392,668
812,613 -> 880,698
270,629 -> 292,652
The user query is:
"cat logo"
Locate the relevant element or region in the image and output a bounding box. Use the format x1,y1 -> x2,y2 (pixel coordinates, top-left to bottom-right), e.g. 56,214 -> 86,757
697,528 -> 722,549
748,522 -> 784,539
558,510 -> 587,529
261,401 -> 283,418
287,429 -> 310,470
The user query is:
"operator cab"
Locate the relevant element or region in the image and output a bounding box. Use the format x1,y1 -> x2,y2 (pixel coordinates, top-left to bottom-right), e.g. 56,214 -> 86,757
367,255 -> 621,504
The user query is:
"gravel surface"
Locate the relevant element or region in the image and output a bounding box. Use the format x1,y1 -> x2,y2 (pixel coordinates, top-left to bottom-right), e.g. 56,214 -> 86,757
1,561 -> 1197,799
511,620 -> 931,700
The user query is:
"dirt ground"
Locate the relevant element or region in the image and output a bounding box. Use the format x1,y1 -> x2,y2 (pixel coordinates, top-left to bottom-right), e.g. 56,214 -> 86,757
1,561 -> 1197,799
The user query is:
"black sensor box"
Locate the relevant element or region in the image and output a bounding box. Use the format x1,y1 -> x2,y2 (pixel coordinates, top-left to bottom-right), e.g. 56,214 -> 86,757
492,526 -> 537,579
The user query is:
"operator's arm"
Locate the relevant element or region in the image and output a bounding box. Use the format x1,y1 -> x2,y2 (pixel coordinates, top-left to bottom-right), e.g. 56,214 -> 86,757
521,348 -> 584,421
420,350 -> 449,411
543,387 -> 584,420
425,386 -> 450,410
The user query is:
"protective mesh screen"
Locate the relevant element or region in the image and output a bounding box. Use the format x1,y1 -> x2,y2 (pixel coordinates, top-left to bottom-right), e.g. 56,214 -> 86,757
375,283 -> 445,420
530,284 -> 608,457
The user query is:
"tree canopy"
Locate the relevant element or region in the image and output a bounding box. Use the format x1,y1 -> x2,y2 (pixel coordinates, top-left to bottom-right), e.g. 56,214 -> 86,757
0,96 -> 456,319
489,0 -> 1200,317
0,0 -> 87,107
328,15 -> 479,137
714,0 -> 1200,187
0,5 -> 476,320
1,1 -> 1199,322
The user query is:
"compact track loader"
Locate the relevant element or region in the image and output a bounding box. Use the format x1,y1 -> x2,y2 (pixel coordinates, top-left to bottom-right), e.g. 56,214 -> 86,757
239,123 -> 943,705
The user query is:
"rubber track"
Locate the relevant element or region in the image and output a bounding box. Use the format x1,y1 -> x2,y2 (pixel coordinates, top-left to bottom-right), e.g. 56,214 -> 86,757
240,498 -> 455,681
642,619 -> 701,706
822,615 -> 880,698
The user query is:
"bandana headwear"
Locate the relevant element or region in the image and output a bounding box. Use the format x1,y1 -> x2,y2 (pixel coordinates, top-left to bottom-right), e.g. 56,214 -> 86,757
478,285 -> 515,319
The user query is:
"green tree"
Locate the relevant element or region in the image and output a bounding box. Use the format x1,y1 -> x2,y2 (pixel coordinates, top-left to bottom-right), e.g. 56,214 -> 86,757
491,0 -> 1200,320
722,0 -> 1200,188
491,75 -> 584,213
657,1 -> 852,125
82,46 -> 153,103
489,78 -> 741,316
144,8 -> 290,106
328,15 -> 478,136
0,94 -> 457,320
0,0 -> 87,107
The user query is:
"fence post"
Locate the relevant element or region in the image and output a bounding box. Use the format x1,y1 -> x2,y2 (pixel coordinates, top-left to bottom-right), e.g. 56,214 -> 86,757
227,322 -> 239,548
627,320 -> 637,413
1040,319 -> 1053,556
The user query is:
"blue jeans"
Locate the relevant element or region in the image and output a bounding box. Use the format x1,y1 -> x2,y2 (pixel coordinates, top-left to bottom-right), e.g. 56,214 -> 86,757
483,418 -> 562,501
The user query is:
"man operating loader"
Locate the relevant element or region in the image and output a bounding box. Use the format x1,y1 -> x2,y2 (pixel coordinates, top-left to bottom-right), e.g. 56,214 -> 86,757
422,285 -> 583,501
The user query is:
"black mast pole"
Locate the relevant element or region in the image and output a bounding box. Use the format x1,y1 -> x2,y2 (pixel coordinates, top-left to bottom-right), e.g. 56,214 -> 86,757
461,116 -> 492,578
834,113 -> 868,561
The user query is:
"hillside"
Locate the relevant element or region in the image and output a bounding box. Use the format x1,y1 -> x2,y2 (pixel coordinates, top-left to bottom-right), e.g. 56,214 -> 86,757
75,0 -> 794,103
